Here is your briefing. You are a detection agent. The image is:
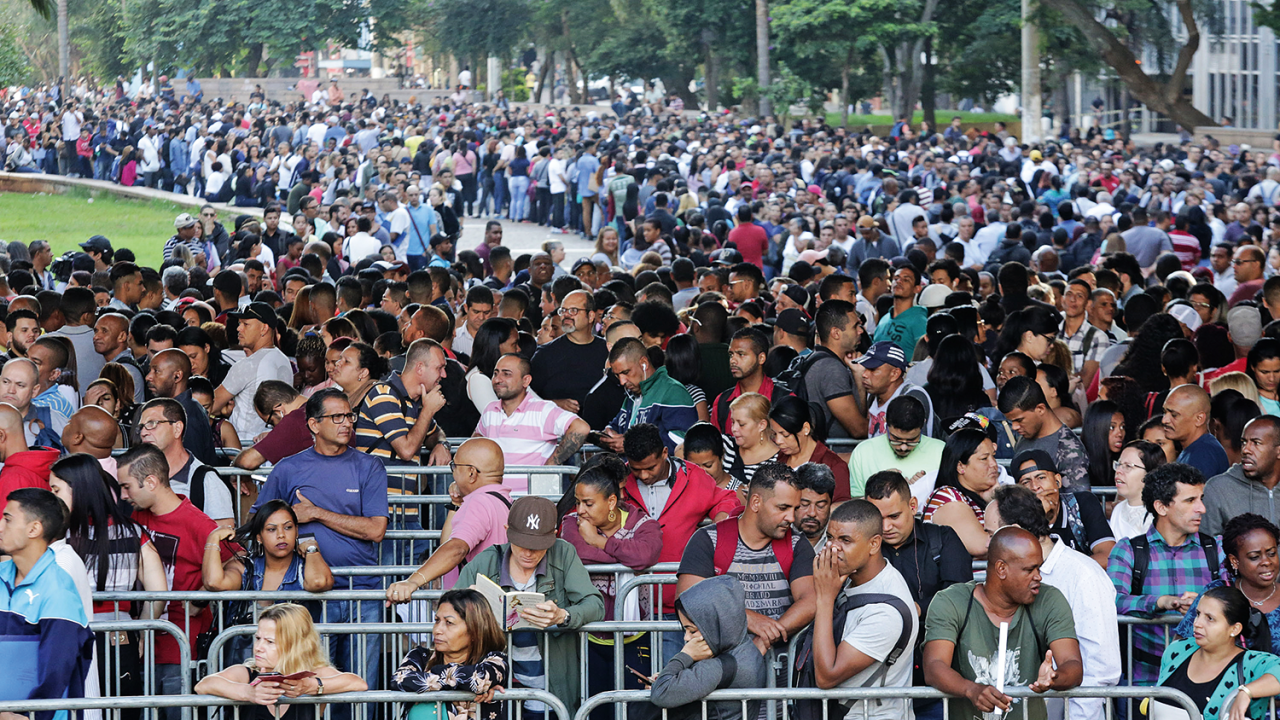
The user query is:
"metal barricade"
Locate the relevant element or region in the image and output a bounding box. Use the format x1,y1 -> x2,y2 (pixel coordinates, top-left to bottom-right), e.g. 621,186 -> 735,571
0,689 -> 570,720
90,619 -> 193,703
575,686 -> 1203,720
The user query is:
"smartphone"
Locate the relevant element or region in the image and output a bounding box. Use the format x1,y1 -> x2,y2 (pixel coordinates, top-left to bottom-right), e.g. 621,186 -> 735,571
626,666 -> 653,686
586,431 -> 606,447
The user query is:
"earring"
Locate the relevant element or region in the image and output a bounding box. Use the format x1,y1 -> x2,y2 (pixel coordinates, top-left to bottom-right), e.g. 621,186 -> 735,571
608,510 -> 617,523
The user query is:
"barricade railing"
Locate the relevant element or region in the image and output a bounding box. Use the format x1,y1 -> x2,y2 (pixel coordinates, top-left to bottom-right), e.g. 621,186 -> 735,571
90,619 -> 193,703
0,689 -> 570,720
575,686 -> 1203,720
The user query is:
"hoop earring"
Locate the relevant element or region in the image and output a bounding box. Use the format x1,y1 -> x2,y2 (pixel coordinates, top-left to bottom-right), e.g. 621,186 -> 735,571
608,510 -> 617,523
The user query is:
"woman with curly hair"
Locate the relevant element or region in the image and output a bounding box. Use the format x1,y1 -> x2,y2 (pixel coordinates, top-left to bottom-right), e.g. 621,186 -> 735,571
1173,513 -> 1280,649
1112,313 -> 1186,392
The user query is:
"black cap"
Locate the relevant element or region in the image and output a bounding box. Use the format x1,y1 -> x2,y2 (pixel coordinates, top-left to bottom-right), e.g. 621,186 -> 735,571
775,308 -> 811,337
80,235 -> 112,252
229,301 -> 280,332
1011,449 -> 1059,481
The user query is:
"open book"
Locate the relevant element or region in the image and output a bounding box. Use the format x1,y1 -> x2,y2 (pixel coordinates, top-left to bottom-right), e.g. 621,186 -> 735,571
472,574 -> 545,631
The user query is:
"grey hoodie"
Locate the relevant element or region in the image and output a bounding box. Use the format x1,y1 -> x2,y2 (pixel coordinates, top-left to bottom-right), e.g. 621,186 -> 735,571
1203,463 -> 1280,536
650,575 -> 767,720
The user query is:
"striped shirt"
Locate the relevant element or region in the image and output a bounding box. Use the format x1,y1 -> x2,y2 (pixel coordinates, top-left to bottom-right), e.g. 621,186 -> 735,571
476,390 -> 578,492
677,523 -> 816,621
355,374 -> 432,463
1108,527 -> 1225,684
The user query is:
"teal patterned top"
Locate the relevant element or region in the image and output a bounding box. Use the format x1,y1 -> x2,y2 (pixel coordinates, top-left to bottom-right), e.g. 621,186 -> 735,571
1157,637 -> 1280,720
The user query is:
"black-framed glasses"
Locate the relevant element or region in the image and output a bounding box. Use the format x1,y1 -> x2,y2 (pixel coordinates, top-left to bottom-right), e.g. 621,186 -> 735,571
888,434 -> 921,450
1233,258 -> 1260,266
319,412 -> 357,425
449,461 -> 477,473
139,419 -> 175,431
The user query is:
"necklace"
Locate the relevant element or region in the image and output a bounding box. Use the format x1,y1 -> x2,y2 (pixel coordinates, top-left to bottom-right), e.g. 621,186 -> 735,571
1243,582 -> 1278,608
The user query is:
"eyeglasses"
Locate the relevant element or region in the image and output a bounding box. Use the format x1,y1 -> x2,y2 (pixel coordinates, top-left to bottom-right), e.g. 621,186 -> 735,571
319,412 -> 357,425
449,461 -> 477,473
139,419 -> 175,431
557,307 -> 587,317
1113,460 -> 1145,473
1233,258 -> 1260,266
888,435 -> 921,450
1190,301 -> 1212,309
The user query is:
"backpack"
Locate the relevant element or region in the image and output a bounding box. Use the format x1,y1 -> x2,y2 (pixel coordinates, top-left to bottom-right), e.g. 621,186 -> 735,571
792,584 -> 914,720
1127,532 -> 1220,668
774,348 -> 838,442
712,518 -> 794,578
188,464 -> 238,518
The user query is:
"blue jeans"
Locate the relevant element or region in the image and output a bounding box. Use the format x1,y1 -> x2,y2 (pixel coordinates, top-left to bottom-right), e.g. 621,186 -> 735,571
324,597 -> 383,720
156,663 -> 184,720
509,176 -> 530,221
493,172 -> 508,216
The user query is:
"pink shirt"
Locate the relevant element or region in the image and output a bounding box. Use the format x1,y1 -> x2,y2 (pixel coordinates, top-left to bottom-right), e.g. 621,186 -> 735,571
450,485 -> 512,560
475,390 -> 578,492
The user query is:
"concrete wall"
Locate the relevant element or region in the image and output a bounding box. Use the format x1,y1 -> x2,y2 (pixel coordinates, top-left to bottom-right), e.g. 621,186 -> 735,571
194,77 -> 454,105
1193,126 -> 1276,148
0,171 -> 261,217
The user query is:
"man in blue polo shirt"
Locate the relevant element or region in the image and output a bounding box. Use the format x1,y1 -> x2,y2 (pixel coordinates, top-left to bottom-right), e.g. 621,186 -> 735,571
251,388 -> 388,709
1164,384 -> 1229,479
0,488 -> 95,720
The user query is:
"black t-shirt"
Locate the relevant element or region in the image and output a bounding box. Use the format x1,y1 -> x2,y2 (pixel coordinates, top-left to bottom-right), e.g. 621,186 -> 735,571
1049,491 -> 1114,554
529,334 -> 608,403
580,373 -> 626,431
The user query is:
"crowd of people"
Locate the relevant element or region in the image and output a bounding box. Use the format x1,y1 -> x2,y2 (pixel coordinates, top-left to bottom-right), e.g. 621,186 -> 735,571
9,82 -> 1280,720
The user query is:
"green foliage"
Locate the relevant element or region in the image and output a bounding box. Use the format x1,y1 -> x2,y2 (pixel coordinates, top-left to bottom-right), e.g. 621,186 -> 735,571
0,20 -> 29,86
733,62 -> 822,120
502,66 -> 529,101
430,0 -> 528,62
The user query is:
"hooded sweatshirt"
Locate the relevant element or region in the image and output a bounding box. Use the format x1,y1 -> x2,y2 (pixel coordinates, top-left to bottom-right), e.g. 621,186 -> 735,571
651,575 -> 767,720
1203,463 -> 1280,536
0,447 -> 61,499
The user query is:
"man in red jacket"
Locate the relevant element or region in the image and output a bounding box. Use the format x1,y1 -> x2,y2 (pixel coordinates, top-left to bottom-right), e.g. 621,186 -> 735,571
619,422 -> 740,664
0,403 -> 59,498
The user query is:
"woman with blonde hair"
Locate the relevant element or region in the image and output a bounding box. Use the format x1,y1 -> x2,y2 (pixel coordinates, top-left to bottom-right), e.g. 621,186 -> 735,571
195,603 -> 366,717
727,392 -> 780,489
593,226 -> 620,267
1210,371 -> 1262,406
392,589 -> 507,720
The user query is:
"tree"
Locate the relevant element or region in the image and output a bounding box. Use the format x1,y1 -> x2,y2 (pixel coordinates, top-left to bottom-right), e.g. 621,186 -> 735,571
771,0 -> 887,125
1038,0 -> 1216,129
0,19 -> 30,86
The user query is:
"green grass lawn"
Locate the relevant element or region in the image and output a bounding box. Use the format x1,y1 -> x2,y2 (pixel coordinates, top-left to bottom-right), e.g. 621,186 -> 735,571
825,110 -> 1019,126
0,187 -> 186,268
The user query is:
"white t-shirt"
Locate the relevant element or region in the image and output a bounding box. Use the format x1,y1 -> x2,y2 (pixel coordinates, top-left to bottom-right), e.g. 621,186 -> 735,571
222,346 -> 293,443
548,157 -> 568,194
838,562 -> 918,720
346,232 -> 382,262
1108,501 -> 1152,541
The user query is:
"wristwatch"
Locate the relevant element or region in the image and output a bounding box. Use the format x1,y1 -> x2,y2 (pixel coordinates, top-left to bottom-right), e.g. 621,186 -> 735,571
304,545 -> 319,555
315,676 -> 325,696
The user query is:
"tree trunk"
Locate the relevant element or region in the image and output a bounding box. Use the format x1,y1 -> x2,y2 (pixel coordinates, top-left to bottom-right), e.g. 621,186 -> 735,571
702,29 -> 718,112
57,0 -> 67,97
755,0 -> 770,116
1040,0 -> 1216,129
533,50 -> 551,105
840,47 -> 851,128
879,46 -> 897,118
244,43 -> 265,78
922,36 -> 936,130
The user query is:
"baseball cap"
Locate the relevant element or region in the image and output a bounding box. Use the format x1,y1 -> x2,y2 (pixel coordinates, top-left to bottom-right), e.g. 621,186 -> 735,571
1011,449 -> 1059,481
230,301 -> 280,332
781,285 -> 809,308
798,249 -> 829,265
856,215 -> 877,229
1167,303 -> 1202,333
856,341 -> 907,370
919,283 -> 951,309
506,496 -> 558,551
174,213 -> 198,230
1029,150 -> 1043,162
80,235 -> 113,252
945,413 -> 996,442
775,308 -> 810,337
1228,305 -> 1263,349
571,257 -> 594,274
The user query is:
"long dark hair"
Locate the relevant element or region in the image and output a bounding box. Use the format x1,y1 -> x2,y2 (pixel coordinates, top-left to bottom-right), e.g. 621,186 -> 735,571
1037,363 -> 1077,412
235,499 -> 299,557
53,453 -> 139,592
431,589 -> 506,666
663,334 -> 701,385
993,305 -> 1061,366
470,317 -> 518,377
556,452 -> 629,522
1114,314 -> 1185,392
926,335 -> 991,422
1081,400 -> 1122,487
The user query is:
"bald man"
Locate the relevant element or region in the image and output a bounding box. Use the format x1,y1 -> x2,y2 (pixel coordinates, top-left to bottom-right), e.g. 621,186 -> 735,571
0,358 -> 61,449
93,313 -> 145,403
923,526 -> 1083,720
1230,244 -> 1266,306
1163,384 -> 1228,478
146,348 -> 217,464
0,402 -> 60,498
385,438 -> 509,604
63,405 -> 122,477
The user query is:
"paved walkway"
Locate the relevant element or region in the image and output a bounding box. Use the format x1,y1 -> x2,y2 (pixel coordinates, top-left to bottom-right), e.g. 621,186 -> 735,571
455,214 -> 597,268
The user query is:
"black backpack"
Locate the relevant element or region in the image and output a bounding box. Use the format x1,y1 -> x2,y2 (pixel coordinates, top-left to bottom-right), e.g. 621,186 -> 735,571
188,464 -> 238,518
774,348 -> 838,442
1126,532 -> 1220,667
792,586 -> 914,720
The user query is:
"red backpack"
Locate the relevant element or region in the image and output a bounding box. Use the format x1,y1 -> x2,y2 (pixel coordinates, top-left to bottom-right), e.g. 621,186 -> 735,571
712,517 -> 794,578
